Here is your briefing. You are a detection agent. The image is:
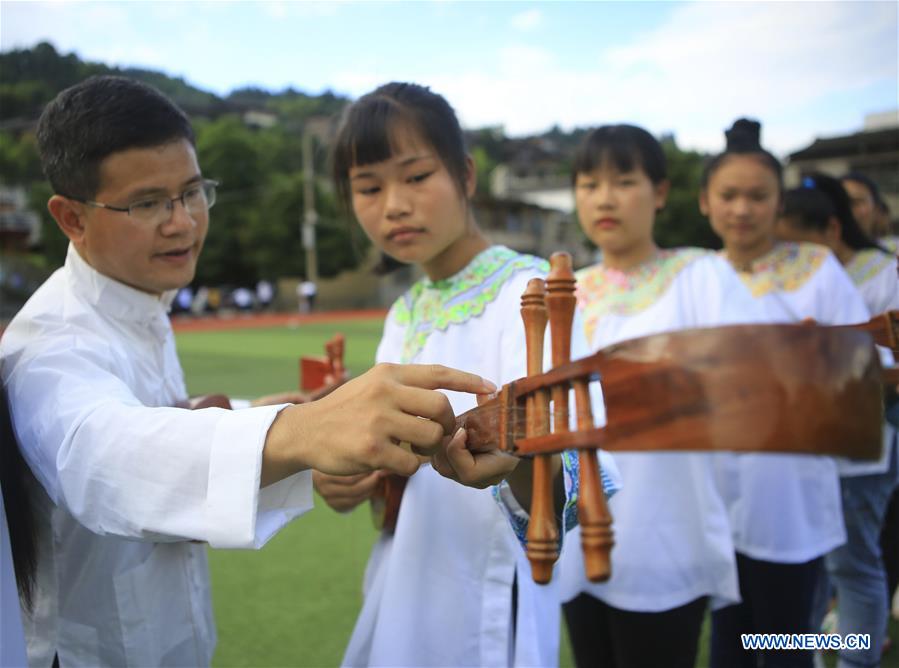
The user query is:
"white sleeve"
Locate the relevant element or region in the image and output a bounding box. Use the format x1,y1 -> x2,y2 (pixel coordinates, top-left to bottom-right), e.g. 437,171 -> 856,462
814,254 -> 871,325
4,341 -> 312,549
376,303 -> 407,364
873,257 -> 899,312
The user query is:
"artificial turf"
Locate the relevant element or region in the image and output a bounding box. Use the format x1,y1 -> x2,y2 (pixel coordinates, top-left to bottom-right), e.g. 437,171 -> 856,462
178,320 -> 385,667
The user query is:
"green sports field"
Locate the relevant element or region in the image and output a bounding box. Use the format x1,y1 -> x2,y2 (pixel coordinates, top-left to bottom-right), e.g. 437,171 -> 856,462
177,319 -> 385,667
176,318 -> 898,668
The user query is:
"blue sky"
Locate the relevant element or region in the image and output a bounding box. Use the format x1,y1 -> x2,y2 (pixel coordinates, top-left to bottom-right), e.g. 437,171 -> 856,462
1,1 -> 896,156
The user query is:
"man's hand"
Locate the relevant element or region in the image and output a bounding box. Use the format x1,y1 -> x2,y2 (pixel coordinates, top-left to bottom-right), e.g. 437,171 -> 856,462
431,428 -> 520,489
260,363 -> 496,487
313,470 -> 382,513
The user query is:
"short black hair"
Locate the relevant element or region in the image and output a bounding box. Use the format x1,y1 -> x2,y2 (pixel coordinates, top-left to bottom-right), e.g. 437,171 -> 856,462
571,124 -> 667,185
701,118 -> 783,191
330,82 -> 469,210
783,172 -> 884,252
36,75 -> 195,200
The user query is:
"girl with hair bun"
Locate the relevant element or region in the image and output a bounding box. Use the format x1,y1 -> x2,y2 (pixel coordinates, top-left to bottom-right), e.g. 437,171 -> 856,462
316,81 -> 620,667
701,119 -> 871,668
558,124 -> 765,668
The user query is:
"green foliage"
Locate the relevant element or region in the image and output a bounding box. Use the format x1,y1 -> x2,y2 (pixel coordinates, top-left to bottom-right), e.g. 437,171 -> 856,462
0,132 -> 41,182
471,145 -> 497,194
0,43 -> 361,286
0,41 -> 721,289
655,138 -> 722,250
268,92 -> 344,124
191,116 -> 363,284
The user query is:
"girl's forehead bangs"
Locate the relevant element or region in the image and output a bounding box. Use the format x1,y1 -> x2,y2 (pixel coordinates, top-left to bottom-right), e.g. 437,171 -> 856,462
580,138 -> 642,175
345,104 -> 394,168
346,104 -> 423,168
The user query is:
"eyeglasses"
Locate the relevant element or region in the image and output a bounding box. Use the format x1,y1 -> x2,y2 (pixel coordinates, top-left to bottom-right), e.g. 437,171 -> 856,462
65,179 -> 219,225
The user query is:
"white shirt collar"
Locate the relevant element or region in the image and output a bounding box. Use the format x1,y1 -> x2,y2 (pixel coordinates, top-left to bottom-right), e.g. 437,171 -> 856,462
65,244 -> 178,338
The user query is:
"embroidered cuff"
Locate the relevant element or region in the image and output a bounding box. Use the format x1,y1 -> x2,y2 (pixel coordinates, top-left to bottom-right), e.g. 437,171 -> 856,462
492,449 -> 621,551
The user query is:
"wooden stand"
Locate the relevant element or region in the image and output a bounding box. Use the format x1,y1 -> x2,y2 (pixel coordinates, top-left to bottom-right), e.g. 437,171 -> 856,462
521,278 -> 557,584
546,252 -> 612,583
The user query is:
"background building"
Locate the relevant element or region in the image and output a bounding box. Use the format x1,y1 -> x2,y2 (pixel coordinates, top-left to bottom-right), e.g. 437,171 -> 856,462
786,111 -> 899,219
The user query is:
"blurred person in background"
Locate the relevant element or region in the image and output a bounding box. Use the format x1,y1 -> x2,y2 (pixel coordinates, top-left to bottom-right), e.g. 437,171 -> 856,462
317,81 -> 620,668
558,124 -> 765,668
842,172 -> 897,253
702,119 -> 869,668
778,172 -> 899,666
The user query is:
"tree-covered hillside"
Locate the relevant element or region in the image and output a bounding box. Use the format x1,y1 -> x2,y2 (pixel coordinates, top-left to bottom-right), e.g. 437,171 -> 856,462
1,42 -> 718,291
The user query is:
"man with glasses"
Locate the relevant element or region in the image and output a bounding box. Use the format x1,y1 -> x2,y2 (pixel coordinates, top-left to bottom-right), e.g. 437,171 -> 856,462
0,75 -> 495,667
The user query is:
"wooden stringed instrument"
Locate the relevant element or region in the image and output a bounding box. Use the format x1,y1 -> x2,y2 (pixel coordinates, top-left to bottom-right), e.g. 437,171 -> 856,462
369,254 -> 893,545
454,252 -> 886,584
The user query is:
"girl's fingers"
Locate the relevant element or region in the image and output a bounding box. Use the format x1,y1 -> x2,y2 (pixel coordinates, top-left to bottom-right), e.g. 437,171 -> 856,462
444,430 -> 518,488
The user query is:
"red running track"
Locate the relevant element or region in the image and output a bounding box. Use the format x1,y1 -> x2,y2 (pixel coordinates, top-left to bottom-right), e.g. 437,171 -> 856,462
170,309 -> 388,333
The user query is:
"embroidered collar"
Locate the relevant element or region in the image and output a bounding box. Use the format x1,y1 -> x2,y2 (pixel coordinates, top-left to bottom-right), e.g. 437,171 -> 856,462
845,248 -> 897,287
575,248 -> 708,343
65,244 -> 176,338
721,242 -> 829,298
391,245 -> 547,362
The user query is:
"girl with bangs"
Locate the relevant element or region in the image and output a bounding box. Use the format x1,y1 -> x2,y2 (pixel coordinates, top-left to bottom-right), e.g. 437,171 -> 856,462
558,124 -> 764,668
701,119 -> 870,668
315,82 -> 620,667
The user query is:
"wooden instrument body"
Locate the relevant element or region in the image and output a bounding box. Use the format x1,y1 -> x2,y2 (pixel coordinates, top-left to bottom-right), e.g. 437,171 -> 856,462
370,307 -> 893,539
838,310 -> 899,386
459,324 -> 883,461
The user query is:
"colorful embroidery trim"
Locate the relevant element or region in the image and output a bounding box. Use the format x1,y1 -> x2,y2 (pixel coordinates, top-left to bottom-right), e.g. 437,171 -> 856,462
391,246 -> 548,362
725,242 -> 829,298
493,448 -> 620,551
575,248 -> 708,343
846,249 -> 897,287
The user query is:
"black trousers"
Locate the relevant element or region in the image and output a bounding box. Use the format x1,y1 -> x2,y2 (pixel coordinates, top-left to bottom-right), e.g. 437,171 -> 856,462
710,552 -> 822,668
563,593 -> 708,668
881,487 -> 899,612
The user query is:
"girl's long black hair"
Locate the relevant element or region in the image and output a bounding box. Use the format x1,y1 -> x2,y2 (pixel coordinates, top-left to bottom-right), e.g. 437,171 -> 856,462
783,172 -> 886,253
1,386 -> 37,611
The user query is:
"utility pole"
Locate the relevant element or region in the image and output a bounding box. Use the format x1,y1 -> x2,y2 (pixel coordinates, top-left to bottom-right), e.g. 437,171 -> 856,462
301,127 -> 319,285
300,116 -> 332,285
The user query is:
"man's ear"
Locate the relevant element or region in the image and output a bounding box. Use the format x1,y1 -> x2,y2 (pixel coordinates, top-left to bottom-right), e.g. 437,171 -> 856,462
47,195 -> 87,245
